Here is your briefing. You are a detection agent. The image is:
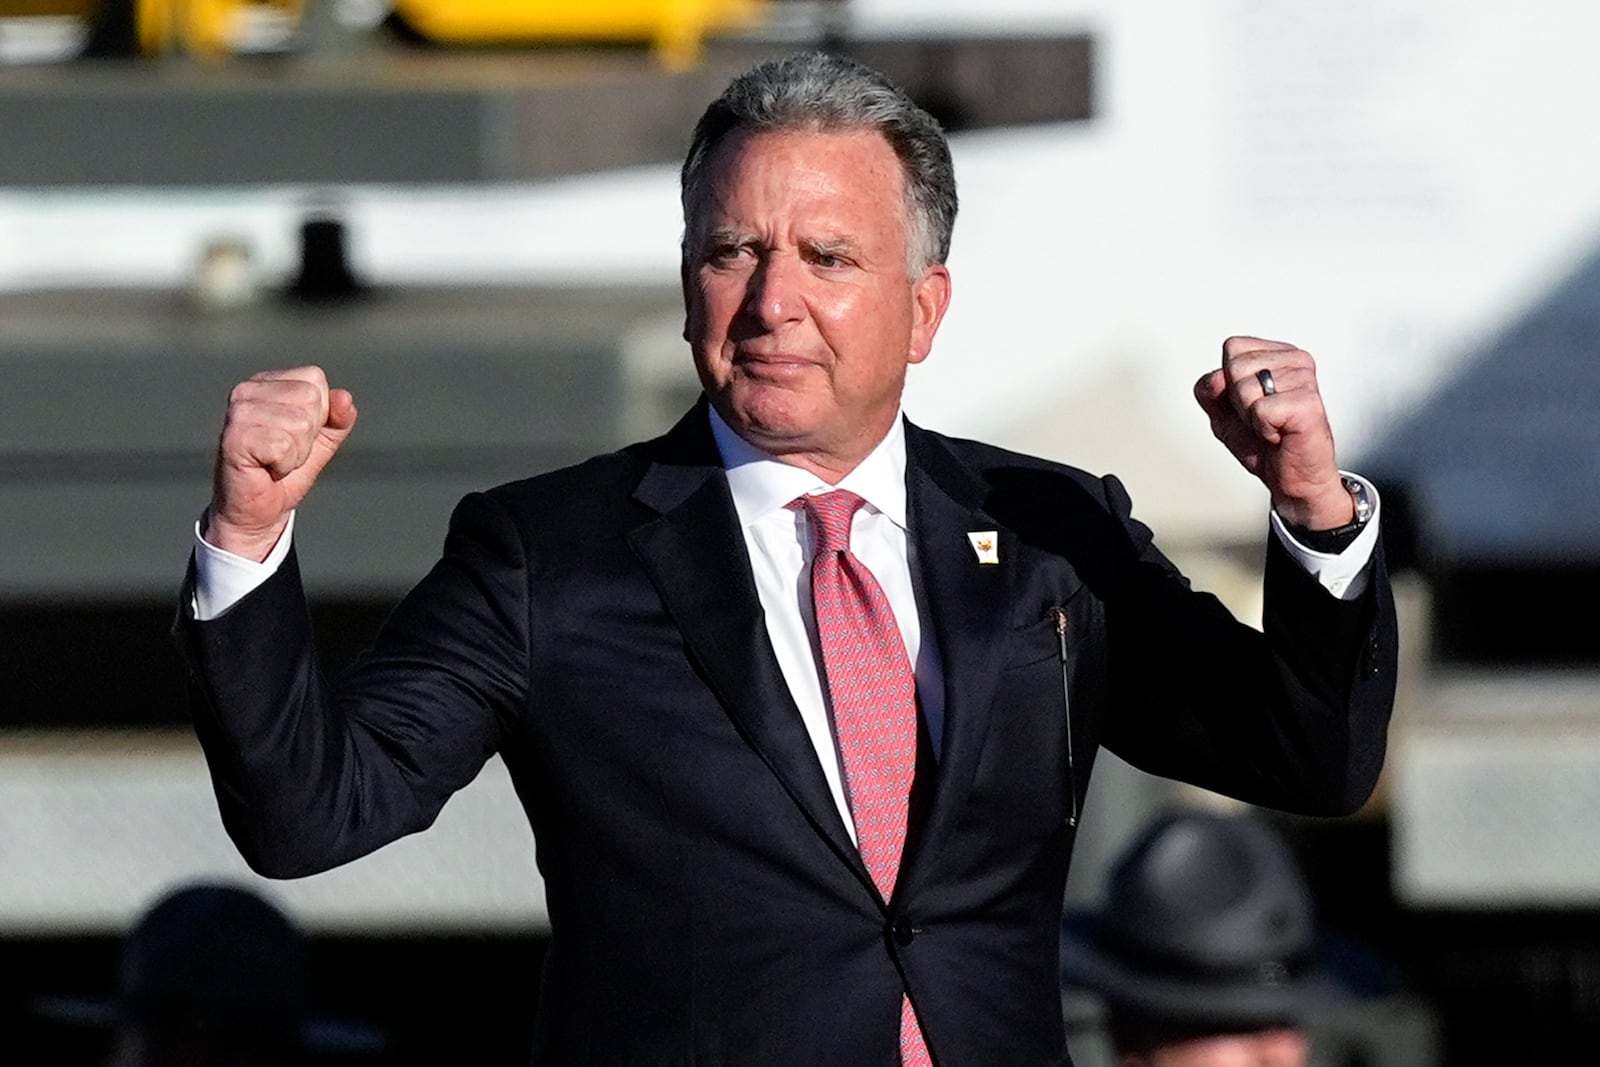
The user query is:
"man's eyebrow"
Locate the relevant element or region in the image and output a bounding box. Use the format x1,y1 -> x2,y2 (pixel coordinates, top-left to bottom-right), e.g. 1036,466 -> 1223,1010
702,227 -> 751,247
693,229 -> 863,259
803,235 -> 862,256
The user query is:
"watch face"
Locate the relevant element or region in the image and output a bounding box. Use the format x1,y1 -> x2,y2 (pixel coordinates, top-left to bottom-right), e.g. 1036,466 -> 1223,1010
1342,477 -> 1374,524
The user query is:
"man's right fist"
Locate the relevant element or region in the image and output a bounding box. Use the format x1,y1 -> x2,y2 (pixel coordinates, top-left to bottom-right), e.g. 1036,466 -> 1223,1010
205,366 -> 357,562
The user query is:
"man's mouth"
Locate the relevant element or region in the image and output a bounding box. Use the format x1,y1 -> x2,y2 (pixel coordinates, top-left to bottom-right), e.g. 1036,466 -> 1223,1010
734,351 -> 817,378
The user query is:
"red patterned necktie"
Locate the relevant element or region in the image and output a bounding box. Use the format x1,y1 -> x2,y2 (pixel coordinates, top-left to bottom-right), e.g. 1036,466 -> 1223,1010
794,489 -> 933,1067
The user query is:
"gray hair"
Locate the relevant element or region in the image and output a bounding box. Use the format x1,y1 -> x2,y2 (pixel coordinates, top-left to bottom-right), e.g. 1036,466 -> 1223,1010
680,51 -> 958,275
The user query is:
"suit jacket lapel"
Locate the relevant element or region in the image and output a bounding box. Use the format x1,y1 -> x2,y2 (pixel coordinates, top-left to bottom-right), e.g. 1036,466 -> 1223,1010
625,407 -> 869,885
899,423 -> 1016,893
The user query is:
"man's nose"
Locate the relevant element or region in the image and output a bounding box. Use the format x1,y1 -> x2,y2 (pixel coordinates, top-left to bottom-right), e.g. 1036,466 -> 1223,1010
743,254 -> 805,327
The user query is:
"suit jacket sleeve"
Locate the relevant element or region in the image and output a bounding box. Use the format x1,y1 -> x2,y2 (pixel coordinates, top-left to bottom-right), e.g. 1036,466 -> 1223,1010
1093,471 -> 1396,816
175,491 -> 528,877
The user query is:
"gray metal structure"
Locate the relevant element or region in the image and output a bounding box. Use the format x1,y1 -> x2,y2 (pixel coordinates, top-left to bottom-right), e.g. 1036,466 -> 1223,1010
0,36 -> 1092,186
0,282 -> 684,598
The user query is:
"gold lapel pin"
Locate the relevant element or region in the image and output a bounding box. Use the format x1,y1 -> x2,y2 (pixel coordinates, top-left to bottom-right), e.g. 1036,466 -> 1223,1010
967,531 -> 999,565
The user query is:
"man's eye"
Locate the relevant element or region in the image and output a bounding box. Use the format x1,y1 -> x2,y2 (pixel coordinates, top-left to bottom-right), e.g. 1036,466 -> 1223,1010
705,247 -> 746,268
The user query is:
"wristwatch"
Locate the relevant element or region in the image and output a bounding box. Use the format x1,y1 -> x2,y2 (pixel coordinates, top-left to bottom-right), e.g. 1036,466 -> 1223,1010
1341,475 -> 1374,528
1286,475 -> 1373,553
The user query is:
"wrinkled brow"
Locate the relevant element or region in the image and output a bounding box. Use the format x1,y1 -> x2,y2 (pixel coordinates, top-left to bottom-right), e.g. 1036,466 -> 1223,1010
696,226 -> 864,256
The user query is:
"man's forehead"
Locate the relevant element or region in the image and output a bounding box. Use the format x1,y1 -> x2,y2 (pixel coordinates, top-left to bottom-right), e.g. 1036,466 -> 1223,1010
694,128 -> 906,218
704,125 -> 900,180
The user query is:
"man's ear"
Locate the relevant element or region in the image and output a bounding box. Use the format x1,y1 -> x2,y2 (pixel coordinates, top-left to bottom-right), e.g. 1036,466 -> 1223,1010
908,264 -> 953,365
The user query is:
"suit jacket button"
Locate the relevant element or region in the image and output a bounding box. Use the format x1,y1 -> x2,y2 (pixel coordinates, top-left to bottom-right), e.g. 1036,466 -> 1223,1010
892,917 -> 916,945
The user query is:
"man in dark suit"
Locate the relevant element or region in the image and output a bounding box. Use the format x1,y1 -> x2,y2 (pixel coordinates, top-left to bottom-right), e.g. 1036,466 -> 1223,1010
178,52 -> 1395,1067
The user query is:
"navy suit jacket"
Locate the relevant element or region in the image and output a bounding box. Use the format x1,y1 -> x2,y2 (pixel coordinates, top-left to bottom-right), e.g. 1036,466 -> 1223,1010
178,404 -> 1396,1066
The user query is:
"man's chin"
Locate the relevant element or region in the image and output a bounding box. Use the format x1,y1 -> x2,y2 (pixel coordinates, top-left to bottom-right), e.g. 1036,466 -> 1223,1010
735,421 -> 816,456
718,389 -> 820,445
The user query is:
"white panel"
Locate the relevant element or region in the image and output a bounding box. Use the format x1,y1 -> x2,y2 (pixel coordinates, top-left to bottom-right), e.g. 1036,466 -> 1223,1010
1392,673 -> 1600,906
0,732 -> 547,934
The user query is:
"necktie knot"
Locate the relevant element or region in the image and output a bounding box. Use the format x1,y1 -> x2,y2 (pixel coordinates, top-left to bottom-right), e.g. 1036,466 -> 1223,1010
794,489 -> 865,555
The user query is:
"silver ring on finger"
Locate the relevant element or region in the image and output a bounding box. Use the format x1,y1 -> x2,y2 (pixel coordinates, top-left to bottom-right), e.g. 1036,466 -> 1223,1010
1256,368 -> 1277,396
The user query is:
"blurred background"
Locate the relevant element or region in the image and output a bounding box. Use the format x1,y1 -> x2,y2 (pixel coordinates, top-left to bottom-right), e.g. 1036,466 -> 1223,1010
2,1 -> 1598,1063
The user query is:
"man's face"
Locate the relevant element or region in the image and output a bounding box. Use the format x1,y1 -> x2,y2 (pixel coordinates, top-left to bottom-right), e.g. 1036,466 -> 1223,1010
1123,1028 -> 1311,1067
682,127 -> 951,481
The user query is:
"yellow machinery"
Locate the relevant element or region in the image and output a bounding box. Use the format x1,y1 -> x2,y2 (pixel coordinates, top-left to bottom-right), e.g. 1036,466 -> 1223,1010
135,0 -> 304,57
0,1 -> 93,14
0,0 -> 304,57
390,0 -> 767,70
1,0 -> 768,66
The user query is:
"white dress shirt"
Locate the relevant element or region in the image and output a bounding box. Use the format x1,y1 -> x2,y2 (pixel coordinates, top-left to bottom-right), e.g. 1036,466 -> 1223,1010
709,407 -> 944,844
192,407 -> 1381,842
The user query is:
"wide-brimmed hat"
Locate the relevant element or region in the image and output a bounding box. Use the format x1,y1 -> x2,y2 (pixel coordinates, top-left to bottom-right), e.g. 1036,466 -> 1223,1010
1060,809 -> 1350,1030
35,881 -> 387,1055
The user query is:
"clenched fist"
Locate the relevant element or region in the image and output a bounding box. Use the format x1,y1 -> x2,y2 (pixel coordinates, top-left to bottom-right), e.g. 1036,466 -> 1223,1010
204,366 -> 357,561
1193,336 -> 1354,531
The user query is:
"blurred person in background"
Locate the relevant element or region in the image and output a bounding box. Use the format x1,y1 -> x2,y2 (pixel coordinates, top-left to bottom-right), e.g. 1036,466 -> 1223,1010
174,50 -> 1396,1066
35,881 -> 387,1067
1060,808 -> 1388,1067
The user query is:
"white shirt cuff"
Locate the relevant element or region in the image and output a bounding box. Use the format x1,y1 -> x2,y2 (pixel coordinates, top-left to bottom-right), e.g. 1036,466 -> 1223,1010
191,511 -> 296,621
1268,473 -> 1380,602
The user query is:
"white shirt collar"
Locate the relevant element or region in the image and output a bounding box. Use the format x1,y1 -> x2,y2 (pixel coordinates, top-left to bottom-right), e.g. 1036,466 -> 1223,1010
708,405 -> 909,531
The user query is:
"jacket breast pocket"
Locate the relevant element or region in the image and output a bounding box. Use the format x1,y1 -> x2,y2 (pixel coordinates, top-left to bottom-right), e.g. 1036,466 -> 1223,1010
958,604 -> 1082,835
1002,607 -> 1070,670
